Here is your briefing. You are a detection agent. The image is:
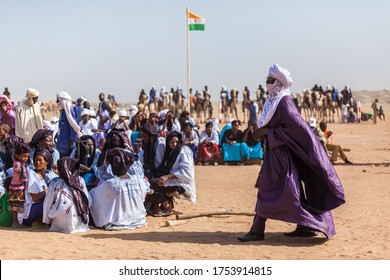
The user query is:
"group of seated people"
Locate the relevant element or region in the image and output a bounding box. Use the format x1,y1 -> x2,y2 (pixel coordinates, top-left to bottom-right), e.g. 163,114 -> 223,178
0,122 -> 196,232
0,104 -> 265,232
84,105 -> 263,166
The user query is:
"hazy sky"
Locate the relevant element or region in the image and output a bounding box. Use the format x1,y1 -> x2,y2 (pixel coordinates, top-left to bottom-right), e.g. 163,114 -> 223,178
1,0 -> 389,103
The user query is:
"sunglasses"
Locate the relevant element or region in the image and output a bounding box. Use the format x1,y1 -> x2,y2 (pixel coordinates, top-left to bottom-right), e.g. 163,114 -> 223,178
266,76 -> 276,84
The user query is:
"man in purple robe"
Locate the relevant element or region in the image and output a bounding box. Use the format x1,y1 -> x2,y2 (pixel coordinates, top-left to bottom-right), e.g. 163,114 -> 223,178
238,64 -> 345,242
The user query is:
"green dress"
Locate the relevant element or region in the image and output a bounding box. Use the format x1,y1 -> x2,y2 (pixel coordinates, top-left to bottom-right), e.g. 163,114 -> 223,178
0,193 -> 13,227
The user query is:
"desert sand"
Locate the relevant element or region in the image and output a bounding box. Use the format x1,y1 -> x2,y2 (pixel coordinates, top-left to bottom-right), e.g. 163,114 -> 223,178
1,95 -> 389,261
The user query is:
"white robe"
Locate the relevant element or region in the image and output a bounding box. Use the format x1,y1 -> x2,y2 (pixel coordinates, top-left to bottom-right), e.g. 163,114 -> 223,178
43,177 -> 91,234
163,146 -> 196,203
15,100 -> 44,142
18,169 -> 57,224
90,175 -> 149,230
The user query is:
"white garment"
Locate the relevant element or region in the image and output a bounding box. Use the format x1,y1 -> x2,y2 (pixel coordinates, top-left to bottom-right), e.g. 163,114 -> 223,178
18,170 -> 55,223
182,130 -> 199,144
163,146 -> 196,203
79,120 -> 97,136
90,175 -> 149,230
15,101 -> 44,142
159,119 -> 181,134
43,177 -> 91,234
199,130 -> 219,145
115,119 -> 130,130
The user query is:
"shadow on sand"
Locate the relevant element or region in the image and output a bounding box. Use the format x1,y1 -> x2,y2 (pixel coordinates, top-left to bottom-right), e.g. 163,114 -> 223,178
82,230 -> 328,247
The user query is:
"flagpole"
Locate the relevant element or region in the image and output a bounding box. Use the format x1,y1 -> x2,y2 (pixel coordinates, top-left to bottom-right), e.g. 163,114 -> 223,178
186,6 -> 190,112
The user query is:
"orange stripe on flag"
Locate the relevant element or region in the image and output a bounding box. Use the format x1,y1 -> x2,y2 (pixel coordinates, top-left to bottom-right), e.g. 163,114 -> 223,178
188,11 -> 203,19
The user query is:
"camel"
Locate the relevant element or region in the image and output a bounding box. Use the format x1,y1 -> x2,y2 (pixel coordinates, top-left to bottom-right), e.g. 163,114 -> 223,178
229,88 -> 239,121
220,91 -> 229,124
202,86 -> 212,121
188,91 -> 196,118
301,89 -> 313,121
194,90 -> 203,123
158,89 -> 168,112
242,87 -> 250,123
137,90 -> 148,114
176,90 -> 184,117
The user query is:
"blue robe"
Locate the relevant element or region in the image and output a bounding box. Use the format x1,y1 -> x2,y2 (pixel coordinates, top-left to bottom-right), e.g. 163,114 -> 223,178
57,108 -> 78,155
254,96 -> 345,238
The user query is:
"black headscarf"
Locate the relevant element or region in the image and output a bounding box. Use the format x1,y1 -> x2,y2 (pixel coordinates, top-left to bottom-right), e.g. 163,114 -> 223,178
157,131 -> 184,176
3,135 -> 25,169
14,140 -> 30,155
33,147 -> 53,170
141,123 -> 160,176
76,135 -> 96,168
57,157 -> 89,224
97,128 -> 135,168
107,147 -> 134,176
29,129 -> 53,148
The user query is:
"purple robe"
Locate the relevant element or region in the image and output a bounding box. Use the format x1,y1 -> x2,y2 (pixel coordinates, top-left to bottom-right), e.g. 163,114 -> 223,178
254,96 -> 345,238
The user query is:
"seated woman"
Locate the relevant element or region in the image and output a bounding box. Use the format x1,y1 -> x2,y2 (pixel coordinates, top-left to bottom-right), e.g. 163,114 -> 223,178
19,148 -> 57,227
43,157 -> 91,234
181,122 -> 199,161
70,135 -> 101,190
129,111 -> 147,132
93,110 -> 112,151
221,120 -> 244,164
29,129 -> 60,168
95,128 -> 138,181
198,121 -> 220,166
145,131 -> 196,217
159,110 -> 181,138
90,148 -> 149,230
140,123 -> 165,180
240,120 -> 263,162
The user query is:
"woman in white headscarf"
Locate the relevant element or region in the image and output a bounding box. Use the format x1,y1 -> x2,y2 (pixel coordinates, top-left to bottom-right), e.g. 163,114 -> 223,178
56,91 -> 82,157
15,88 -> 44,142
238,64 -> 345,242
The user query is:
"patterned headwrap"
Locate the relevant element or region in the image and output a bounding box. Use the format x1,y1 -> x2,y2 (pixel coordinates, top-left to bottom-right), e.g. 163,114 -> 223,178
107,147 -> 134,176
97,129 -> 135,168
57,157 -> 89,224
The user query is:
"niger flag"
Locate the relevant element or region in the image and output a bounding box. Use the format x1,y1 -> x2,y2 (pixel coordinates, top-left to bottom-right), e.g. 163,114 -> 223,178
188,11 -> 205,31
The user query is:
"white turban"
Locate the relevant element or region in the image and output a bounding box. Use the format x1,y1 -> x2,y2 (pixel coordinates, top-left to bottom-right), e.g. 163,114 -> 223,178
81,108 -> 91,117
56,91 -> 72,102
26,88 -> 39,98
43,120 -> 52,130
268,64 -> 293,89
118,109 -> 128,117
56,91 -> 82,138
258,64 -> 292,128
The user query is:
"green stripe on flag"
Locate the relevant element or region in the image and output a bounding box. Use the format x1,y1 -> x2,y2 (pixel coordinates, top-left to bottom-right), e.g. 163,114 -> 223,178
189,24 -> 205,31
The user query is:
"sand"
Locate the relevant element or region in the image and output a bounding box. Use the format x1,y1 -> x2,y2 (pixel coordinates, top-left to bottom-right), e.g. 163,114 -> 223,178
1,98 -> 389,261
